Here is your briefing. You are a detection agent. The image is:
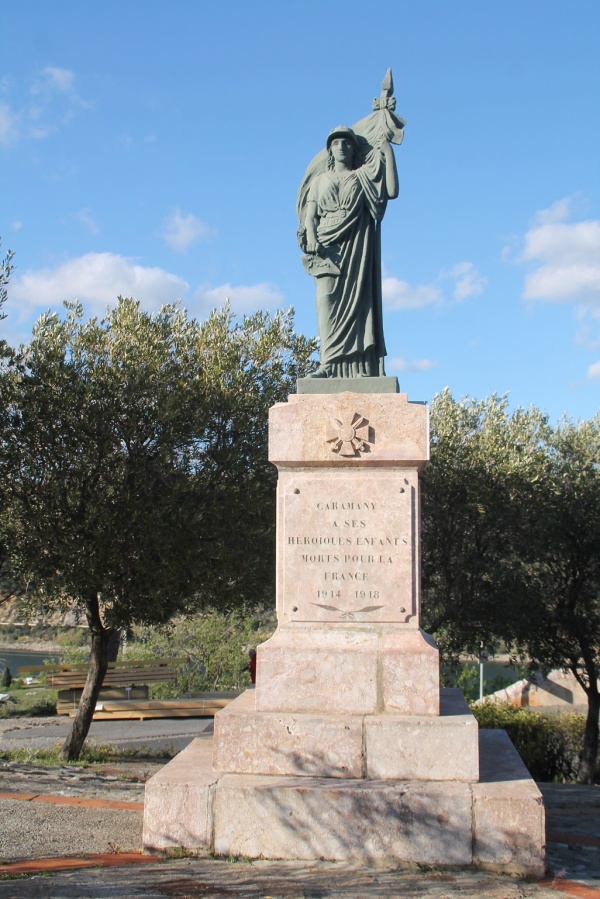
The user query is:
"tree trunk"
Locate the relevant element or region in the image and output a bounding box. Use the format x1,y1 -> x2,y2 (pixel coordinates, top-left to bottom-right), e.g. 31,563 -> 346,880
577,683 -> 599,785
59,593 -> 113,762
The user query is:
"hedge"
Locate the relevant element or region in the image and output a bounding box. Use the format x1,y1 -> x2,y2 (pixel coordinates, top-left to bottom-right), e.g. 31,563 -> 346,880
472,702 -> 597,783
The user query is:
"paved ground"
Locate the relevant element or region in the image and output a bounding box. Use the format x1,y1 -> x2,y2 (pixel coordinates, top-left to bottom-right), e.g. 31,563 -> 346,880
0,714 -> 215,755
0,719 -> 599,898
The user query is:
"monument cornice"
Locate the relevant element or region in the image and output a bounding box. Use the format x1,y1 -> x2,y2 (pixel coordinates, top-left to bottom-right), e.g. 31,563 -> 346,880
269,392 -> 429,469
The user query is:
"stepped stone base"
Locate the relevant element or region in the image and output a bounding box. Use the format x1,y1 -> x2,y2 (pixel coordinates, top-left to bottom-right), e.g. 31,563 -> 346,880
214,688 -> 478,782
143,726 -> 545,875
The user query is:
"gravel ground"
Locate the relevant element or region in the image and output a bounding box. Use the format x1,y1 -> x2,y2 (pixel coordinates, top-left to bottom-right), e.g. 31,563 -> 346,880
0,798 -> 143,862
0,760 -> 157,863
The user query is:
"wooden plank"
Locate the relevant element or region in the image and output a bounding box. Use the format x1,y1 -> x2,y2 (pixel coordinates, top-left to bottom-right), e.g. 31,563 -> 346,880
65,691 -> 240,720
81,708 -> 225,720
98,699 -> 234,712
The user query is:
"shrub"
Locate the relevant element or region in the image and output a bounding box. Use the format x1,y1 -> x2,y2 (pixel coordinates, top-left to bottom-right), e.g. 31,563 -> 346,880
472,702 -> 594,783
127,610 -> 276,697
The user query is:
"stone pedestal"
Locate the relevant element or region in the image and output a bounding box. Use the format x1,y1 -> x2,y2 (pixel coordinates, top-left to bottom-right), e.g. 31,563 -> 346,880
143,391 -> 545,874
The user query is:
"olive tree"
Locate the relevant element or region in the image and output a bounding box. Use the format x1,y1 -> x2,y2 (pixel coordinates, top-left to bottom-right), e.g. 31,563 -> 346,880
421,389 -> 547,658
0,297 -> 315,759
421,391 -> 600,783
516,415 -> 600,783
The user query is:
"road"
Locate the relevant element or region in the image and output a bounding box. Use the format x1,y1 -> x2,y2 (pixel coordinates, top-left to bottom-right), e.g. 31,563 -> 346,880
0,714 -> 213,754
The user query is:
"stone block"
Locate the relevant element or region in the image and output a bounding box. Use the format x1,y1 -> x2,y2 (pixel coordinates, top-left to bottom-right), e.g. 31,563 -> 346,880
143,739 -> 217,852
381,629 -> 440,714
255,627 -> 379,714
365,690 -> 479,781
213,690 -> 364,778
269,392 -> 429,468
143,730 -> 545,873
473,730 -> 545,876
213,774 -> 473,864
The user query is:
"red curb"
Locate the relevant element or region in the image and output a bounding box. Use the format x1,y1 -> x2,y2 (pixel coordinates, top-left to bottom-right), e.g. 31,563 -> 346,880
0,853 -> 161,877
539,880 -> 600,899
0,790 -> 143,810
547,833 -> 600,846
548,832 -> 600,848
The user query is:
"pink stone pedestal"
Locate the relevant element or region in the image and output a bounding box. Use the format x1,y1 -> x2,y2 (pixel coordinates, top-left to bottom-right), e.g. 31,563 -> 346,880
143,392 -> 545,874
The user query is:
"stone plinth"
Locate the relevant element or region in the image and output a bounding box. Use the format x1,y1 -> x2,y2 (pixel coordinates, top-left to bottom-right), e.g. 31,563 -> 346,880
214,688 -> 477,782
143,726 -> 545,875
255,627 -> 439,716
262,392 -> 435,721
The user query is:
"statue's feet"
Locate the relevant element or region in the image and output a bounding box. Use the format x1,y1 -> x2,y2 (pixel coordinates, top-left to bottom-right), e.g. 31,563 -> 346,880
308,365 -> 330,379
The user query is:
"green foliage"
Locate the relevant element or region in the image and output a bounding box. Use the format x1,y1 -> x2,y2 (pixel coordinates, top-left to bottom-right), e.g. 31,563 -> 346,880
0,298 -> 316,623
0,241 -> 14,330
422,390 -> 599,782
441,663 -> 515,702
0,741 -> 175,765
472,703 -> 594,783
445,665 -> 480,702
127,609 -> 276,695
0,296 -> 315,758
512,414 -> 600,687
421,390 -> 548,657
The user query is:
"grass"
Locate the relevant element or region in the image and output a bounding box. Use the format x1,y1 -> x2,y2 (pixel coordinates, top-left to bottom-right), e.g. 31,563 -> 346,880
0,741 -> 176,766
0,683 -> 57,718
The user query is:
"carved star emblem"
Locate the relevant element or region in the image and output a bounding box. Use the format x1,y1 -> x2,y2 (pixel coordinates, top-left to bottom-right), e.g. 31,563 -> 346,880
326,412 -> 372,457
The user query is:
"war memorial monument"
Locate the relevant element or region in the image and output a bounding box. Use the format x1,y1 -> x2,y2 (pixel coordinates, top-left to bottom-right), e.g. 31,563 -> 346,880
143,72 -> 545,873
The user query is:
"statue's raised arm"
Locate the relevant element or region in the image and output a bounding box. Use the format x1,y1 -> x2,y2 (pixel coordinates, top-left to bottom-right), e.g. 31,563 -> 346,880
297,69 -> 405,380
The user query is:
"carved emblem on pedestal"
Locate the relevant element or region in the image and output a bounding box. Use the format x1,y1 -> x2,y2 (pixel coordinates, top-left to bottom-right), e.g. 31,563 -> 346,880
326,412 -> 373,457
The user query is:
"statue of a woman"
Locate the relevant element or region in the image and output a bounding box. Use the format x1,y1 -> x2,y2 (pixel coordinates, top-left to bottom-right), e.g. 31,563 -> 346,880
297,70 -> 405,379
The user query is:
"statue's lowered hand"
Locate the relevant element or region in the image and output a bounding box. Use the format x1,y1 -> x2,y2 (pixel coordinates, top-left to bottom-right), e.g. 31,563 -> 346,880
301,253 -> 341,277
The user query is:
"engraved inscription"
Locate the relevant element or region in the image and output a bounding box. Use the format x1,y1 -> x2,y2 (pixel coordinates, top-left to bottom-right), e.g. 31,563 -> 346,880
281,475 -> 417,624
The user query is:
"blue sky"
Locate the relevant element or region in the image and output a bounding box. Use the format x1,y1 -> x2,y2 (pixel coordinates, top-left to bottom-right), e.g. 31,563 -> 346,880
1,0 -> 599,422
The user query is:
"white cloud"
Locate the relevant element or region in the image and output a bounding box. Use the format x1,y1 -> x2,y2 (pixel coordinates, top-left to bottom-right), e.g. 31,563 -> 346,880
194,282 -> 284,314
1,66 -> 86,147
9,254 -> 285,329
530,196 -> 573,227
521,198 -> 600,308
388,356 -> 438,373
162,208 -> 214,253
382,278 -> 442,310
11,220 -> 22,231
40,67 -> 75,94
75,208 -> 100,235
382,261 -> 486,310
0,101 -> 18,146
588,361 -> 600,379
444,262 -> 488,301
11,253 -> 189,317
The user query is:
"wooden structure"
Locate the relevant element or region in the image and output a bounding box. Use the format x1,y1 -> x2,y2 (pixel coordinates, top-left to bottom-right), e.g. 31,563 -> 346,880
18,658 -> 240,719
79,693 -> 240,720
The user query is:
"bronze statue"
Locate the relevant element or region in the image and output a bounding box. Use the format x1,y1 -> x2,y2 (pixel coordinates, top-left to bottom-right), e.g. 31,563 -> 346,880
297,70 -> 405,379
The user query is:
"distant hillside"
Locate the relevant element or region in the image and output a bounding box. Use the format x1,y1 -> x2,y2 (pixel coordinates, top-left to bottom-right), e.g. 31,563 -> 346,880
0,594 -> 76,627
